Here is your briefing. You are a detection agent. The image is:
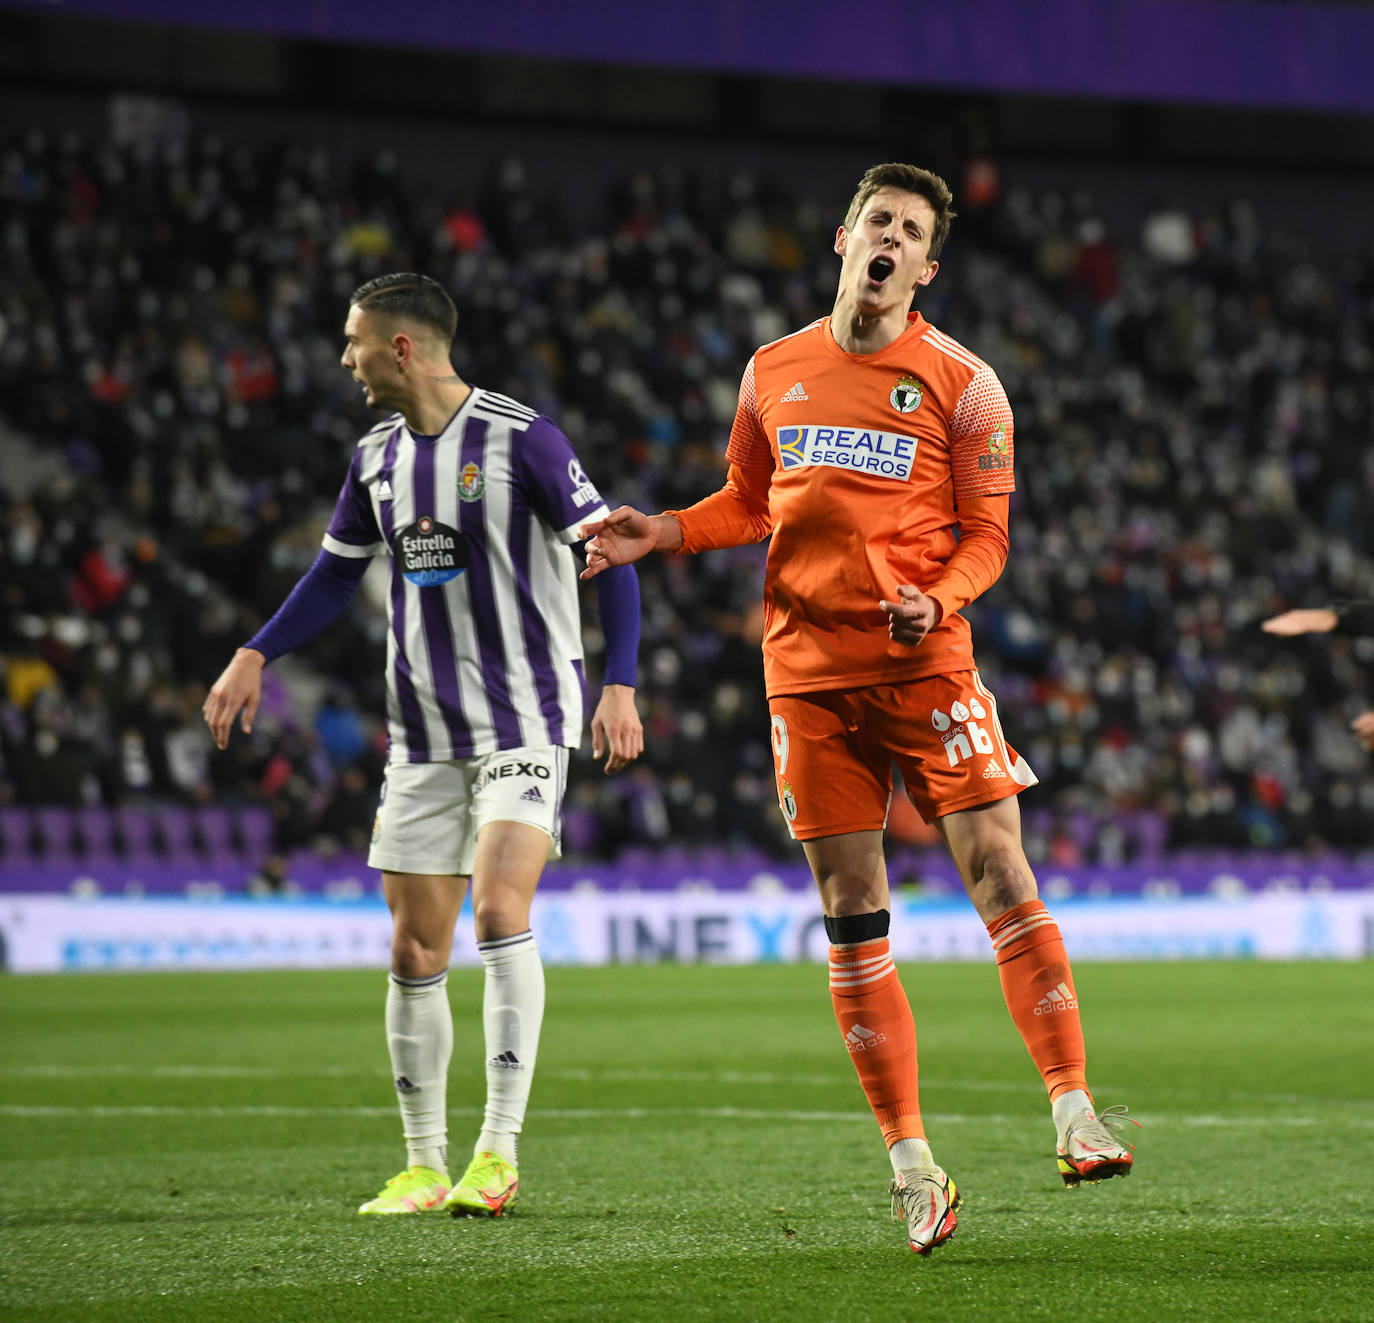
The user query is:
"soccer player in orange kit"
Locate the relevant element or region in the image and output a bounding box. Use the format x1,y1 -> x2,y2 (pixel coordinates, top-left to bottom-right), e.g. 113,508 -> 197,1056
580,163 -> 1137,1255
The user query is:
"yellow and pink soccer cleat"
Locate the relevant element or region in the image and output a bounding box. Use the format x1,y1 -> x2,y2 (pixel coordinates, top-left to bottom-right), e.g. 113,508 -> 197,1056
445,1150 -> 520,1218
357,1165 -> 451,1214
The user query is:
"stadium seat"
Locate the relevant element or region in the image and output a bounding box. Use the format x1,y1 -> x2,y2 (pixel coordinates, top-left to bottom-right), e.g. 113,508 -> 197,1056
114,805 -> 158,860
156,805 -> 201,867
75,806 -> 118,862
196,805 -> 238,861
0,806 -> 36,863
237,807 -> 273,864
35,806 -> 78,865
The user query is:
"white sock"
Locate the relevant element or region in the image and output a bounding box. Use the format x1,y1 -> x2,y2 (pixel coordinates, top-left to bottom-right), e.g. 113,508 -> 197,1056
888,1137 -> 935,1174
1052,1088 -> 1093,1134
476,930 -> 544,1167
386,970 -> 453,1175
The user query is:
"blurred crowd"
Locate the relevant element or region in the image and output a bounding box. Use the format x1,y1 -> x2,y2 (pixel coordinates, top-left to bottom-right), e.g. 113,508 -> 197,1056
2,116 -> 1373,868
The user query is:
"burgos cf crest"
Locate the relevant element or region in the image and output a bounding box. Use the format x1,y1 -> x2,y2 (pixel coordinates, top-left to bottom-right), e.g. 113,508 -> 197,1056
458,461 -> 485,502
890,375 -> 924,414
780,779 -> 798,822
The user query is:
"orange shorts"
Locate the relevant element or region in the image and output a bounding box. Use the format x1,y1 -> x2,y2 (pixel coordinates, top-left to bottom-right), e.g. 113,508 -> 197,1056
767,670 -> 1037,840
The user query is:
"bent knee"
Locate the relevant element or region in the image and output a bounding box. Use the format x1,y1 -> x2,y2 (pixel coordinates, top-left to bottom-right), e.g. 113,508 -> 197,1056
390,929 -> 451,979
471,894 -> 531,943
969,845 -> 1037,913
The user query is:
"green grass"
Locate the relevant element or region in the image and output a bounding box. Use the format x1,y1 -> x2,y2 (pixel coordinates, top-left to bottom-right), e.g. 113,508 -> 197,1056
3,961 -> 1373,1322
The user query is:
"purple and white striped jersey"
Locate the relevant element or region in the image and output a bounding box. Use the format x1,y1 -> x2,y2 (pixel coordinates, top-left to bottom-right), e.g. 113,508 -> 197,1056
321,388 -> 613,763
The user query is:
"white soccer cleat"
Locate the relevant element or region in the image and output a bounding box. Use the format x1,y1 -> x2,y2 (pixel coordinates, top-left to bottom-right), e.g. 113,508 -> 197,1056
1056,1104 -> 1139,1187
889,1164 -> 962,1255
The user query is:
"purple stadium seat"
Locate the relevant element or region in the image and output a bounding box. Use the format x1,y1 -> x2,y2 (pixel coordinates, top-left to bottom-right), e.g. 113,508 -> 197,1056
0,805 -> 36,862
114,805 -> 158,861
237,807 -> 273,863
156,805 -> 200,866
196,806 -> 237,861
76,806 -> 117,861
35,806 -> 78,864
1131,811 -> 1170,861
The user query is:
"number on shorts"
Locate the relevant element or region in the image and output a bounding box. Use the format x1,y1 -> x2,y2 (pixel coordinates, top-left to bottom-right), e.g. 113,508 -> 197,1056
770,714 -> 789,775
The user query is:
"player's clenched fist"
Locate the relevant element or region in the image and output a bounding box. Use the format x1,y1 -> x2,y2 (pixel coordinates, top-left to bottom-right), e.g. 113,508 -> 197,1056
880,584 -> 942,647
203,647 -> 265,750
579,507 -> 682,579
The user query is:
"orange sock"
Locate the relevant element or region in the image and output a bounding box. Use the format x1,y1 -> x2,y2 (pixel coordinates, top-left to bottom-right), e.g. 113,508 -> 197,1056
828,938 -> 924,1143
986,900 -> 1088,1100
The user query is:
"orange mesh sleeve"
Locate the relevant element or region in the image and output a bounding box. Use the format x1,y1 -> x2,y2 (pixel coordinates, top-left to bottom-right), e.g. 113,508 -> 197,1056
724,357 -> 771,468
949,364 -> 1015,500
924,494 -> 1010,622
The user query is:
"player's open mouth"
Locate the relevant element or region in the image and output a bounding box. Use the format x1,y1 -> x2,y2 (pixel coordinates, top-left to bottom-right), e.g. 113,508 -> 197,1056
867,256 -> 895,285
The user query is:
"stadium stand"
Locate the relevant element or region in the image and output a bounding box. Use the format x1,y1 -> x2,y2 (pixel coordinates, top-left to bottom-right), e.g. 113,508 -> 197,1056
1,118 -> 1372,890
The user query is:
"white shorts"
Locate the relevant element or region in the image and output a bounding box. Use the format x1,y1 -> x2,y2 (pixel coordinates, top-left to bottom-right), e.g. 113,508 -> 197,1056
366,746 -> 568,877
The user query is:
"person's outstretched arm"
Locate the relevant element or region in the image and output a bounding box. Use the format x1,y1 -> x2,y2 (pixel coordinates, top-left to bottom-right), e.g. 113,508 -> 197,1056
203,550 -> 370,749
204,447 -> 382,749
588,561 -> 644,772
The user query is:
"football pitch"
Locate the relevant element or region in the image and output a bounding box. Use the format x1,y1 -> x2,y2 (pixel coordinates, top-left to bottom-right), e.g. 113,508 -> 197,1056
2,960 -> 1372,1322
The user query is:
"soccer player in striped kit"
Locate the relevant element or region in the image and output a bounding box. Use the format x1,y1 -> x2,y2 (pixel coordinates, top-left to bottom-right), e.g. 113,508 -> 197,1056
205,273 -> 643,1218
581,165 -> 1135,1254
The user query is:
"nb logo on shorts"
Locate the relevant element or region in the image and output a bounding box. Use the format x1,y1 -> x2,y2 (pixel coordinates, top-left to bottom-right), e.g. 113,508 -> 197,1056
933,696 -> 994,768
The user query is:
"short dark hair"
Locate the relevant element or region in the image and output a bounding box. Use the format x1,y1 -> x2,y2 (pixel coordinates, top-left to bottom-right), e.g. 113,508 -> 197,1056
349,272 -> 458,343
843,163 -> 957,259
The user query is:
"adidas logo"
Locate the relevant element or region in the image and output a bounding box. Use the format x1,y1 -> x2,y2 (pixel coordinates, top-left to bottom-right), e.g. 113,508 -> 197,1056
519,786 -> 544,803
1033,982 -> 1078,1016
781,381 -> 809,402
489,1050 -> 523,1070
982,758 -> 1006,779
377,479 -> 394,500
844,1023 -> 887,1054
394,1075 -> 420,1094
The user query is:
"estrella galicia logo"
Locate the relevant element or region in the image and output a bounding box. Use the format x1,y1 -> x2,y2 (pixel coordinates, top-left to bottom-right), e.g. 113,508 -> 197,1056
398,516 -> 469,586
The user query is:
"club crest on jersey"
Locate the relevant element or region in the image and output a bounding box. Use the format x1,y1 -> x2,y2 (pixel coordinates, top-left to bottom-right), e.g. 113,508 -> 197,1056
890,374 -> 925,414
780,779 -> 798,822
397,515 -> 470,586
776,426 -> 917,480
457,461 -> 485,502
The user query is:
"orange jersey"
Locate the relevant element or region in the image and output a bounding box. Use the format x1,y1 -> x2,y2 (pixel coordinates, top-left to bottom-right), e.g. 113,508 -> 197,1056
674,311 -> 1015,697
